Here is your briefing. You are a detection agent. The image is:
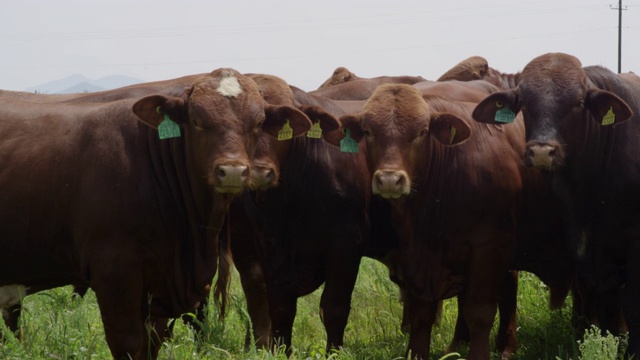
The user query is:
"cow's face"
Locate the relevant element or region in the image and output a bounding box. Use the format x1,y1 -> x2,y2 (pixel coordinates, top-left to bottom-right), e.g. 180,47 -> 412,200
250,105 -> 341,191
336,84 -> 470,199
132,69 -> 312,195
473,53 -> 632,170
245,74 -> 340,191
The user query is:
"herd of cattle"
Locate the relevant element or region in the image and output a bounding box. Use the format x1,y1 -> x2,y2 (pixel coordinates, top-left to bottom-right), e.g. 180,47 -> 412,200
0,52 -> 638,360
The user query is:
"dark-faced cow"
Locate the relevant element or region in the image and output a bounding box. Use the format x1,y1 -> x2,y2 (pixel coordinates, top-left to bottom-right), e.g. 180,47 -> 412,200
0,68 -> 312,360
473,52 -> 640,358
334,83 -> 531,360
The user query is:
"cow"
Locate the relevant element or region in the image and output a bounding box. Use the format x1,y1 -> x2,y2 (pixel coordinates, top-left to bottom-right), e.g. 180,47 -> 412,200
0,68 -> 313,360
316,66 -> 426,90
329,83 -> 545,359
317,66 -> 361,88
436,56 -> 520,90
217,73 -> 371,353
309,73 -> 427,101
472,52 -> 640,358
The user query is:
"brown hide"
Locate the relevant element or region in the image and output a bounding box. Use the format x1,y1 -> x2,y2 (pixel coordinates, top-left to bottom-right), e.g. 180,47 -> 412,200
0,69 -> 312,360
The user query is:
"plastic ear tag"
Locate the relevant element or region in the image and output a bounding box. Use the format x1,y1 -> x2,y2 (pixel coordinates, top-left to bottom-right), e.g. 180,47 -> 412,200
306,121 -> 323,138
158,113 -> 181,140
495,101 -> 504,108
495,108 -> 516,123
277,120 -> 293,141
602,106 -> 615,125
450,126 -> 457,144
340,128 -> 359,153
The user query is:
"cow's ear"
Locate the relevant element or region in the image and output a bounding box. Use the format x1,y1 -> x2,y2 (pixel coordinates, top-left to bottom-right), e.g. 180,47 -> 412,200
297,105 -> 341,138
586,89 -> 633,126
472,90 -> 520,125
262,105 -> 313,139
429,113 -> 471,145
323,114 -> 362,147
133,95 -> 186,128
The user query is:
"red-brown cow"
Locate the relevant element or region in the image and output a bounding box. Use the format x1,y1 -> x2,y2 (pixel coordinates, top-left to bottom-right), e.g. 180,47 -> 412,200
316,66 -> 426,90
437,56 -> 520,90
473,52 -> 640,358
331,83 -> 529,360
0,69 -> 312,360
310,72 -> 427,100
221,74 -> 370,353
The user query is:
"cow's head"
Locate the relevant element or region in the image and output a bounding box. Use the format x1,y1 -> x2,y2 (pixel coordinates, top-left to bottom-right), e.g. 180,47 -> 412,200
245,74 -> 341,191
473,53 -> 633,170
327,84 -> 471,199
131,68 -> 312,195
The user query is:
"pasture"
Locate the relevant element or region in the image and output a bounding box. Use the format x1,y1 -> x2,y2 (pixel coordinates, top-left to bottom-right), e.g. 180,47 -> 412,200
0,257 -> 620,360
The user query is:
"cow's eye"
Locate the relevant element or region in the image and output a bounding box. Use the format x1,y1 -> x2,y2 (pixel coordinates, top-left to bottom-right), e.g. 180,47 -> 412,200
418,129 -> 428,137
363,129 -> 371,137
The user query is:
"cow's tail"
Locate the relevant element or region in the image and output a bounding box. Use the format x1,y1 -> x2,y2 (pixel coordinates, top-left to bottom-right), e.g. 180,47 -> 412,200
213,214 -> 233,320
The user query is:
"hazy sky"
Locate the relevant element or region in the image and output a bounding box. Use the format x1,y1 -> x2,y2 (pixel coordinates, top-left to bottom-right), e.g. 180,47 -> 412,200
1,0 -> 638,91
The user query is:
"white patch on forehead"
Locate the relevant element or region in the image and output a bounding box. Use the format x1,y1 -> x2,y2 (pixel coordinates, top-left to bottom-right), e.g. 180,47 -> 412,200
0,285 -> 28,308
217,75 -> 243,98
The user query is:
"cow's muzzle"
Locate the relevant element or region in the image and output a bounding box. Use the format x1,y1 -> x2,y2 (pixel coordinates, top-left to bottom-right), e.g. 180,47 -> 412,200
213,162 -> 250,194
524,141 -> 562,170
373,170 -> 410,199
249,164 -> 278,191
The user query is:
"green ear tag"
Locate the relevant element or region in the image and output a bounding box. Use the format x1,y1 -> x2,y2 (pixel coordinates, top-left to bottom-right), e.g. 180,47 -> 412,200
450,126 -> 457,144
495,108 -> 516,123
340,128 -> 359,153
602,106 -> 615,125
158,114 -> 181,140
277,120 -> 293,141
306,121 -> 323,138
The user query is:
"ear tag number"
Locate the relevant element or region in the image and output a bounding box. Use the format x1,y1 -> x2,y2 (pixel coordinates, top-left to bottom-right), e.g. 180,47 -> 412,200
306,121 -> 323,138
602,106 -> 616,125
277,120 -> 293,141
340,128 -> 359,153
450,126 -> 457,144
495,108 -> 516,123
158,113 -> 181,140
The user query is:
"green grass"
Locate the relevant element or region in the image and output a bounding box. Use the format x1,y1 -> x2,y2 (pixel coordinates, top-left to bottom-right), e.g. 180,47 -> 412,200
0,258 -> 626,359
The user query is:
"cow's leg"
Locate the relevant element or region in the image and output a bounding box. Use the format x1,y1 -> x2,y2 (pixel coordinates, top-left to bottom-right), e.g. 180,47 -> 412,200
269,288 -> 297,353
405,295 -> 438,360
448,272 -> 517,360
495,270 -> 518,359
181,295 -> 208,340
463,241 -> 508,360
237,262 -> 271,350
593,286 -> 625,336
147,317 -> 170,359
92,270 -> 148,360
624,245 -> 640,359
448,297 -> 470,352
320,248 -> 361,351
1,303 -> 22,341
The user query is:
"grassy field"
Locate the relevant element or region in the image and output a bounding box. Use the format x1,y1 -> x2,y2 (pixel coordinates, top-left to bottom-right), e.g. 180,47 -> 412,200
0,258 -> 623,360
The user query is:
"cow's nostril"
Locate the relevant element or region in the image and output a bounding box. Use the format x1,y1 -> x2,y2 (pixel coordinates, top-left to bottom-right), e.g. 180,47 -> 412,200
216,167 -> 226,179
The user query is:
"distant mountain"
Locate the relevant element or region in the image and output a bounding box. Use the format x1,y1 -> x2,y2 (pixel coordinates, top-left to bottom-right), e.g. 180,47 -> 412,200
60,81 -> 106,94
26,74 -> 144,94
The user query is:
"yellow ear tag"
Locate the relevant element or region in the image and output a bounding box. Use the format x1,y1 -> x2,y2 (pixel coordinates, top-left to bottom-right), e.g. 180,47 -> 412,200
602,106 -> 615,125
306,121 -> 323,138
157,113 -> 181,140
277,120 -> 293,141
340,128 -> 359,153
495,101 -> 504,108
450,126 -> 457,144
